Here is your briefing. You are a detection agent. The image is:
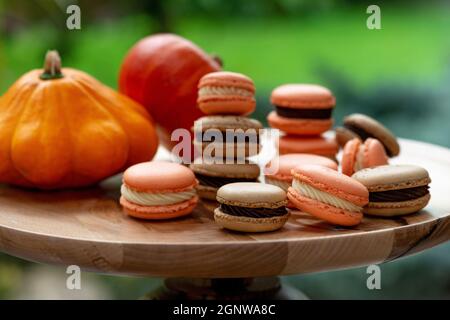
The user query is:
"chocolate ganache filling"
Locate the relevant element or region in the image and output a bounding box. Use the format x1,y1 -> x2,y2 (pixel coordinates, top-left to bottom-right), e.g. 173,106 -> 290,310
220,203 -> 288,218
196,174 -> 257,189
369,186 -> 429,202
275,106 -> 332,119
344,123 -> 393,157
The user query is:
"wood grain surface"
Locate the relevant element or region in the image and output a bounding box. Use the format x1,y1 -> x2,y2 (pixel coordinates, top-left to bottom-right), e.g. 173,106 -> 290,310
0,138 -> 448,278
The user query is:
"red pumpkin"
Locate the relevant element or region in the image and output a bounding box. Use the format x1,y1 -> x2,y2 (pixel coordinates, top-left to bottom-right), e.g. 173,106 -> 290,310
118,34 -> 221,157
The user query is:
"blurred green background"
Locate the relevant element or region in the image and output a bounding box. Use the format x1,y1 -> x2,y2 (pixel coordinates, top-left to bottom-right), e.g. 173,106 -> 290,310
0,0 -> 449,299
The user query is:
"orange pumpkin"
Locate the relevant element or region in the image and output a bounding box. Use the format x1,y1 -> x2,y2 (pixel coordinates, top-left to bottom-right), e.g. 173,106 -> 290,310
0,51 -> 159,189
119,34 -> 221,157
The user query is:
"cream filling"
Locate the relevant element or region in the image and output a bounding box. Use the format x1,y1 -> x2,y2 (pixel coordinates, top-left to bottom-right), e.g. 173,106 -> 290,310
121,185 -> 196,206
265,177 -> 291,191
198,86 -> 253,97
292,179 -> 362,212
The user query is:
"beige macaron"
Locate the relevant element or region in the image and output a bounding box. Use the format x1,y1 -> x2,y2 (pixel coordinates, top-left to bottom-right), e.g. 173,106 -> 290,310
352,164 -> 431,216
193,116 -> 262,159
214,182 -> 289,233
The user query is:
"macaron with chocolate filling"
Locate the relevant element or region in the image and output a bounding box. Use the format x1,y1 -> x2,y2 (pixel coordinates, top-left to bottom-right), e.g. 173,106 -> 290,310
352,165 -> 431,216
336,113 -> 400,157
278,135 -> 339,161
120,161 -> 198,220
267,84 -> 335,135
288,164 -> 369,226
341,138 -> 388,176
215,182 -> 289,232
190,162 -> 260,200
197,71 -> 256,115
193,115 -> 262,159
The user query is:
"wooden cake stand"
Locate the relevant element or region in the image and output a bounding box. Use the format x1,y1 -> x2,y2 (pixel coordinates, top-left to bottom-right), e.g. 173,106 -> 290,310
0,138 -> 449,299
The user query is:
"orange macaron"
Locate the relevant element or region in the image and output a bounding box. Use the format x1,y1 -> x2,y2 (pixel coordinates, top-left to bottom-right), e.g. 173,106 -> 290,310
268,84 -> 335,135
265,153 -> 338,191
341,138 -> 389,176
120,161 -> 199,220
288,164 -> 369,226
197,71 -> 256,115
265,154 -> 338,208
278,135 -> 339,160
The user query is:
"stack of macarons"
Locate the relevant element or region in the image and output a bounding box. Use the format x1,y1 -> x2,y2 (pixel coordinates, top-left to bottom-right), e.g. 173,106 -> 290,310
120,161 -> 199,220
267,84 -> 338,161
192,71 -> 263,200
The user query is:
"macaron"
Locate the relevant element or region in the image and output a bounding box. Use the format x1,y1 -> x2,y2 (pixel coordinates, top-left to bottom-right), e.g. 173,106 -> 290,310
190,162 -> 260,200
288,165 -> 369,226
193,115 -> 262,159
278,135 -> 339,160
120,161 -> 199,220
341,138 -> 389,176
215,182 -> 289,233
197,71 -> 256,115
267,84 -> 335,135
352,165 -> 431,216
336,113 -> 400,157
264,153 -> 338,191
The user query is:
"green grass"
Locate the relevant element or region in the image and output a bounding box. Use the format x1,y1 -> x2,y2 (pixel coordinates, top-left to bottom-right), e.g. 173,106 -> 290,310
0,6 -> 448,93
178,6 -> 449,92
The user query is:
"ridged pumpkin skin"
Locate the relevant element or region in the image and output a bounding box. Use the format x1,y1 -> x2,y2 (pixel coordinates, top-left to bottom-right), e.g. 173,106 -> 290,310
0,52 -> 158,189
119,34 -> 221,150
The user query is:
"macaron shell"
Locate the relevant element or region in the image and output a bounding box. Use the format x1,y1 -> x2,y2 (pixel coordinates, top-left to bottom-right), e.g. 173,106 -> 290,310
288,188 -> 362,226
335,126 -> 360,148
267,111 -> 333,135
123,161 -> 197,193
216,182 -> 287,208
196,184 -> 218,201
341,138 -> 361,176
363,138 -> 389,168
351,165 -> 431,191
198,71 -> 255,93
194,140 -> 261,159
278,135 -> 339,158
265,153 -> 338,181
190,162 -> 260,179
198,98 -> 255,116
270,84 -> 335,109
292,164 -> 369,206
194,115 -> 263,131
364,194 -> 430,216
344,113 -> 400,157
214,208 -> 289,232
120,195 -> 198,220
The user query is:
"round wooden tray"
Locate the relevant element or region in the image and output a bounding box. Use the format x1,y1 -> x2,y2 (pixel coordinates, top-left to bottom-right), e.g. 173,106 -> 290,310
0,139 -> 448,278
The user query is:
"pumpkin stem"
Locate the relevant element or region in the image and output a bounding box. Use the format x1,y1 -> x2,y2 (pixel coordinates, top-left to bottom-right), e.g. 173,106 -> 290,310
210,54 -> 223,68
40,50 -> 64,80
